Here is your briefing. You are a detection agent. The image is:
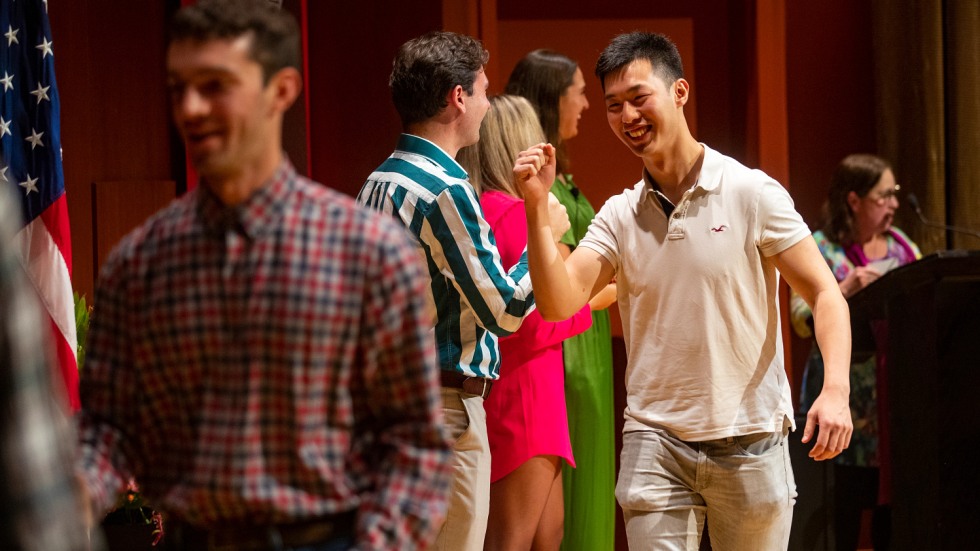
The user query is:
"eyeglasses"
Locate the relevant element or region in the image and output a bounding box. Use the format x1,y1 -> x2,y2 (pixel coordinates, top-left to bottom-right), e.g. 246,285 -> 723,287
868,184 -> 901,205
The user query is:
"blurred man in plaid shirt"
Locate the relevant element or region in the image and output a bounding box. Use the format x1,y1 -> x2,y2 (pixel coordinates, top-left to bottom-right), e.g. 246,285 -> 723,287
75,2 -> 452,550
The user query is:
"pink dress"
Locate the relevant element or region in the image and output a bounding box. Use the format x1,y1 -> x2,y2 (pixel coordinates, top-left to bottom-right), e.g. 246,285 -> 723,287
480,190 -> 593,483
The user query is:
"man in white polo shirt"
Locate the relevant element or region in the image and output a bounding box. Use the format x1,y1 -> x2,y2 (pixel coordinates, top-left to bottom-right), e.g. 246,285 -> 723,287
514,32 -> 853,550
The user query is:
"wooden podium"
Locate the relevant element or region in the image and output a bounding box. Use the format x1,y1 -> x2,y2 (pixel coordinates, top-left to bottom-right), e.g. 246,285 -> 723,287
847,250 -> 980,550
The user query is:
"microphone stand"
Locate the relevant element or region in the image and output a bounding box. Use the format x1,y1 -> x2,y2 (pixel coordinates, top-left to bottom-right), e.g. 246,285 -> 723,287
906,193 -> 980,242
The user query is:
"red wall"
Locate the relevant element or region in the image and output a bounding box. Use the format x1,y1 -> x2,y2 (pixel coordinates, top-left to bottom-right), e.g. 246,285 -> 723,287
50,1 -> 176,299
786,0 -> 877,396
498,0 -> 751,162
787,0 -> 877,227
305,2 -> 443,197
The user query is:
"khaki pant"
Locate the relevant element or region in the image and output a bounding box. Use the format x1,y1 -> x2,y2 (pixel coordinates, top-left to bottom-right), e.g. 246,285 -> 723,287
431,388 -> 491,551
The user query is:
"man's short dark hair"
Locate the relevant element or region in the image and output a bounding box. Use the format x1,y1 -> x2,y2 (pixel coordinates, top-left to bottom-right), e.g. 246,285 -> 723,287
389,31 -> 489,128
594,32 -> 684,91
169,0 -> 300,83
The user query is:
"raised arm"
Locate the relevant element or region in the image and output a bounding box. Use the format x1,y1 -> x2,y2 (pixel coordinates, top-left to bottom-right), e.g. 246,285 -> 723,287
772,237 -> 853,461
515,143 -> 613,321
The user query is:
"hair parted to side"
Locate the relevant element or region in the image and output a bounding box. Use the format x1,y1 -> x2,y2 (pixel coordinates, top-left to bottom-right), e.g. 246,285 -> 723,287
456,95 -> 545,198
821,153 -> 892,245
169,0 -> 300,83
505,49 -> 578,173
390,31 -> 489,128
595,31 -> 683,91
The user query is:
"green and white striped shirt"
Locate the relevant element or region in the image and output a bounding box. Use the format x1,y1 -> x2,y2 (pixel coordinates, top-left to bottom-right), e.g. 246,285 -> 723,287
358,134 -> 534,379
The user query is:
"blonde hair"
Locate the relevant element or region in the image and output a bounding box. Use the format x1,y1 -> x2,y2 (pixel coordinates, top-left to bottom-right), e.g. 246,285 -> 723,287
457,94 -> 545,198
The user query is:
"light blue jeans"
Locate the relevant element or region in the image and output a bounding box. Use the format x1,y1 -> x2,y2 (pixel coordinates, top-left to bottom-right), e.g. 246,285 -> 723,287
616,428 -> 796,550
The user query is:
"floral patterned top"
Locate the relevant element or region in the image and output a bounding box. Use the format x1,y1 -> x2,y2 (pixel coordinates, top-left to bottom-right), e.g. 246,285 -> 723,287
791,227 -> 920,467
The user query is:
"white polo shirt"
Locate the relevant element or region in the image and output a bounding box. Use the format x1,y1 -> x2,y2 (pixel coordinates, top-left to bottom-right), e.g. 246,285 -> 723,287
580,144 -> 810,441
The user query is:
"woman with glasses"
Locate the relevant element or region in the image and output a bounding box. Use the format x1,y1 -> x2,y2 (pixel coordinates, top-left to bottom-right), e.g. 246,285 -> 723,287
791,153 -> 920,551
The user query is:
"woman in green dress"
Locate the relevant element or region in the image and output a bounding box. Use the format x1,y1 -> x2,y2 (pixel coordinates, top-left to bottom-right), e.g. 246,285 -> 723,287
507,49 -> 617,550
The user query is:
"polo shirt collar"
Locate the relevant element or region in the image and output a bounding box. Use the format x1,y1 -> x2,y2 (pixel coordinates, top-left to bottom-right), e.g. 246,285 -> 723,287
396,133 -> 469,180
639,143 -> 721,206
694,143 -> 722,192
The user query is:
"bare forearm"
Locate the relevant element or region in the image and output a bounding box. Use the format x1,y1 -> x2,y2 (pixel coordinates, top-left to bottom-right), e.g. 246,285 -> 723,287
811,288 -> 851,391
525,199 -> 589,320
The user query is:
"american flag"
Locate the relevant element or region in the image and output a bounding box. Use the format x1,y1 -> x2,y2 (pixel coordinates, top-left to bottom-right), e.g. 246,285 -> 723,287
0,0 -> 78,410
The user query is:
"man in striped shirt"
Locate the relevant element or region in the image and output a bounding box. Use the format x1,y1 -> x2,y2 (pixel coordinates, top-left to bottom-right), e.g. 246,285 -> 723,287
358,32 -> 569,550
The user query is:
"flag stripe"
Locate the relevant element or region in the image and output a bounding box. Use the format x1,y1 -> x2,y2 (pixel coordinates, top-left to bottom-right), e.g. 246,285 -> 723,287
39,190 -> 72,271
17,215 -> 76,357
49,313 -> 79,410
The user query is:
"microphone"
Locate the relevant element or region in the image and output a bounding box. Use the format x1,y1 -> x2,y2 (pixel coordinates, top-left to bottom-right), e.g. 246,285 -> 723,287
906,193 -> 980,241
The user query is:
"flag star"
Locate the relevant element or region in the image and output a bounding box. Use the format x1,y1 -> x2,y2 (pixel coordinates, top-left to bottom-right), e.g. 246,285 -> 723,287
36,36 -> 53,58
25,128 -> 44,149
0,165 -> 7,182
4,25 -> 17,46
0,72 -> 13,92
20,174 -> 39,195
30,82 -> 50,104
0,116 -> 10,137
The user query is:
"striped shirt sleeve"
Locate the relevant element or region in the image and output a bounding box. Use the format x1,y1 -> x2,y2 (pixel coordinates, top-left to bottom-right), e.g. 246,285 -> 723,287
424,182 -> 534,336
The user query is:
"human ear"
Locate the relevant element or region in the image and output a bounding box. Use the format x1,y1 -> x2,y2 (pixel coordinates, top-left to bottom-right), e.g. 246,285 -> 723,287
266,67 -> 302,114
673,78 -> 690,107
448,84 -> 466,113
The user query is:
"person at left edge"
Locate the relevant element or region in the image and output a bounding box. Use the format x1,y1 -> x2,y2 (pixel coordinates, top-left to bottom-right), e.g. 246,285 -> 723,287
75,2 -> 452,550
357,31 -> 569,551
1,185 -> 96,551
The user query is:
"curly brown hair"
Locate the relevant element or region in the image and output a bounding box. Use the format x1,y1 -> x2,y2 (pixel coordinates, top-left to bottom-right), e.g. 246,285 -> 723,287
389,32 -> 489,128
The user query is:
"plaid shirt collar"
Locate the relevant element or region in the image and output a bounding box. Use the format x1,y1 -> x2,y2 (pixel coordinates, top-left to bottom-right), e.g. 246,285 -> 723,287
197,158 -> 297,239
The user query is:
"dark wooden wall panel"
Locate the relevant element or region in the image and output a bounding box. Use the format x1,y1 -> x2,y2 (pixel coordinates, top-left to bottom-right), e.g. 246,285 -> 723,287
786,0 -> 876,228
786,0 -> 876,403
92,180 -> 177,270
305,1 -> 443,197
280,0 -> 309,178
497,0 -> 747,162
50,1 -> 176,300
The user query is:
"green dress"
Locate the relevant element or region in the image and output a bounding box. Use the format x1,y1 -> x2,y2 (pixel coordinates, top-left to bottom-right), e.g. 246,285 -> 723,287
552,175 -> 616,551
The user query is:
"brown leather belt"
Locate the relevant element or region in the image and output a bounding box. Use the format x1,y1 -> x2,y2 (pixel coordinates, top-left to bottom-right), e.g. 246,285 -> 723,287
440,370 -> 493,399
166,511 -> 355,551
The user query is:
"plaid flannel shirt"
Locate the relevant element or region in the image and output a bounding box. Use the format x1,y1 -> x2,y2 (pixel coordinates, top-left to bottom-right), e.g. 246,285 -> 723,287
78,161 -> 451,550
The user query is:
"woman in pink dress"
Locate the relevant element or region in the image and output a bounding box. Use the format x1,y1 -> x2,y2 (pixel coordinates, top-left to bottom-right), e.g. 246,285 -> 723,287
458,95 -> 611,550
